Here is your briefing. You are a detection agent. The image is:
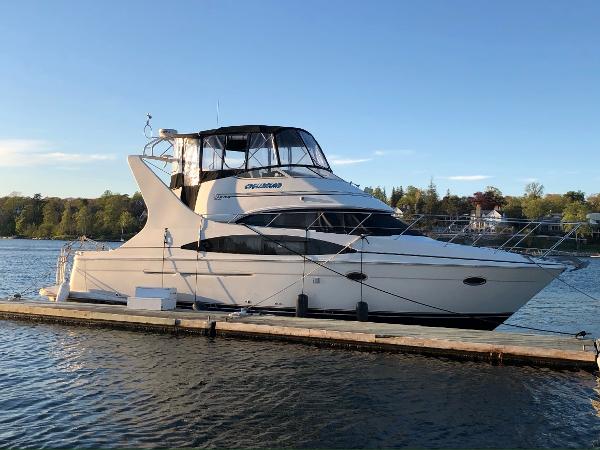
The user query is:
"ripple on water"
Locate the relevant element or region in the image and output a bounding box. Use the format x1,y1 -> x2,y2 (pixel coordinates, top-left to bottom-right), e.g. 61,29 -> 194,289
1,241 -> 600,447
0,320 -> 599,448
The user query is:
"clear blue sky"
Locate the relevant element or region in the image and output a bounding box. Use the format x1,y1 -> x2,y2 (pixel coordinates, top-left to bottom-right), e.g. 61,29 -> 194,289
0,0 -> 598,199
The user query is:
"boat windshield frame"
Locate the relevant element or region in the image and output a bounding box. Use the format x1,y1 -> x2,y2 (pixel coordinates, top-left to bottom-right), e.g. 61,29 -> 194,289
179,127 -> 332,177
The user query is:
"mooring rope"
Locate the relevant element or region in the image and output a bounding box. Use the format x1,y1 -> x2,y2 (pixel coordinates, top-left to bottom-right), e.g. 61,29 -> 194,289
240,229 -> 363,312
242,224 -> 588,338
10,266 -> 58,300
8,236 -> 93,300
193,217 -> 205,309
524,255 -> 600,304
161,228 -> 168,288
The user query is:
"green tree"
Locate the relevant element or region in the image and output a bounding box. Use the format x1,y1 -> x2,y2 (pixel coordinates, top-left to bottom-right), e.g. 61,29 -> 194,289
563,190 -> 585,203
118,211 -> 135,237
544,194 -> 568,214
440,191 -> 470,217
422,179 -> 439,215
503,196 -> 523,219
0,196 -> 22,236
399,186 -> 424,216
38,198 -> 63,237
390,186 -> 404,208
562,202 -> 591,237
15,204 -> 35,236
525,182 -> 544,199
587,193 -> 600,211
31,193 -> 44,227
129,191 -> 146,225
75,203 -> 94,236
99,192 -> 129,236
365,186 -> 387,204
58,202 -> 75,236
522,197 -> 547,220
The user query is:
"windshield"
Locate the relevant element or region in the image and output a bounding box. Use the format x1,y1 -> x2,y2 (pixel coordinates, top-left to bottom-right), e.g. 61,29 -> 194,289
170,128 -> 331,187
275,129 -> 329,170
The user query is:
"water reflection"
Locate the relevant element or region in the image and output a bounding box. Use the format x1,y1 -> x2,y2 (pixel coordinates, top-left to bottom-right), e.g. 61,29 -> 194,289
0,320 -> 599,448
2,241 -> 600,447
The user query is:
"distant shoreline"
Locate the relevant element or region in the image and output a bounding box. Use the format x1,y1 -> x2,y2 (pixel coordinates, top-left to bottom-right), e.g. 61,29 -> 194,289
0,236 -> 125,243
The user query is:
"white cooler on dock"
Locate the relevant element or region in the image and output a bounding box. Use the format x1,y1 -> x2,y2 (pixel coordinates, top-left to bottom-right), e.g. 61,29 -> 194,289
127,287 -> 177,311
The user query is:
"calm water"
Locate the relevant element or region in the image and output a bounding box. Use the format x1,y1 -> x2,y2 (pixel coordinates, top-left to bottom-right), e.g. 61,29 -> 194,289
1,239 -> 600,448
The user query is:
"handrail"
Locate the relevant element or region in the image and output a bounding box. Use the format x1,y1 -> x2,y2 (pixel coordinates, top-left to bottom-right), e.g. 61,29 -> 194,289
198,211 -> 591,257
542,223 -> 582,257
393,214 -> 424,240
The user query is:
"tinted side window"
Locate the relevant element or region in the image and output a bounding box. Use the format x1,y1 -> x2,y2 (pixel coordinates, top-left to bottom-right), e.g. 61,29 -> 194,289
238,213 -> 278,227
269,211 -> 319,229
362,214 -> 411,236
181,235 -> 356,255
237,211 -> 422,236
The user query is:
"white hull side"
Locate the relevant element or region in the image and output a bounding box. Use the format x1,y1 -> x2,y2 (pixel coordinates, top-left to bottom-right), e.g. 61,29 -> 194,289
69,249 -> 559,316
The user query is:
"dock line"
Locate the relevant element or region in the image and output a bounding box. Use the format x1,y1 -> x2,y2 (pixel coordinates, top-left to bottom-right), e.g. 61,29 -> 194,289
0,301 -> 597,372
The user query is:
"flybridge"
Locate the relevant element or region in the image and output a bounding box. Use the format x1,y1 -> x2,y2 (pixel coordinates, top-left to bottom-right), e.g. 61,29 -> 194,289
145,125 -> 331,186
141,125 -> 335,210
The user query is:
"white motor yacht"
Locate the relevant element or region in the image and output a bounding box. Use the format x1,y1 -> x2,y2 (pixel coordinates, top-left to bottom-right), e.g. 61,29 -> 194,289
43,125 -> 566,329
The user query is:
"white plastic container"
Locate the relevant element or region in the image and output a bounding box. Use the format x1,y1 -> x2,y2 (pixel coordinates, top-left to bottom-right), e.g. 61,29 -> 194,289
127,296 -> 176,311
134,287 -> 176,300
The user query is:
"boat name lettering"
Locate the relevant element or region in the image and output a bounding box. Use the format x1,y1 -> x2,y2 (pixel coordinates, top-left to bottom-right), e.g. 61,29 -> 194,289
244,183 -> 283,190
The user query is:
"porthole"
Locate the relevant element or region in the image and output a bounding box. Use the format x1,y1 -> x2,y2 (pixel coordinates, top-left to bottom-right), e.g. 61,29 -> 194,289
463,277 -> 487,286
346,272 -> 367,281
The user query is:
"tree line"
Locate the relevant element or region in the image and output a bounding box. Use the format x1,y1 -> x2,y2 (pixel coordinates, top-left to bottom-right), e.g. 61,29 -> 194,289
364,181 -> 600,232
0,191 -> 146,240
1,181 -> 599,240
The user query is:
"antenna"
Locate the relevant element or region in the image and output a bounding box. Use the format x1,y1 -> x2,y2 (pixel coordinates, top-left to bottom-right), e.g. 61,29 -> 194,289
216,100 -> 220,127
144,113 -> 153,139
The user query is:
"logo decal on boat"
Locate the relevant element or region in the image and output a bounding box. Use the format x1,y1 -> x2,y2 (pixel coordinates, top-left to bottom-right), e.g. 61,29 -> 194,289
244,183 -> 283,189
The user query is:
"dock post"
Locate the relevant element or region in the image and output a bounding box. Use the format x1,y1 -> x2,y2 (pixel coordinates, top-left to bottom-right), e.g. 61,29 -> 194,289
296,294 -> 308,317
208,320 -> 216,338
356,301 -> 368,322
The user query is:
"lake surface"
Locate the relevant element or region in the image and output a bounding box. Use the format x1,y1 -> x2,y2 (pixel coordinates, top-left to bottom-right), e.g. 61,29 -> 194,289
1,239 -> 600,448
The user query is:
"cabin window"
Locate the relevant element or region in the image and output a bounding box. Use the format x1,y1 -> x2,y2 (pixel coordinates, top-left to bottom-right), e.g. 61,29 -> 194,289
276,129 -> 313,166
181,235 -> 357,255
247,133 -> 278,169
299,130 -> 329,169
237,168 -> 285,178
237,210 -> 422,236
202,135 -> 225,171
182,138 -> 200,186
223,134 -> 247,170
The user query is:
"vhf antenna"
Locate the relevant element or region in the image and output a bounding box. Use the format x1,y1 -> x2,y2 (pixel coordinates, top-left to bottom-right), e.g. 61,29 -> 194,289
216,100 -> 220,126
144,113 -> 153,139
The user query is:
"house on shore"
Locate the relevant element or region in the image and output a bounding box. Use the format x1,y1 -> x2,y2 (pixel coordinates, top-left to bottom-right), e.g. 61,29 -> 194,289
587,213 -> 600,240
538,213 -> 564,236
469,205 -> 503,232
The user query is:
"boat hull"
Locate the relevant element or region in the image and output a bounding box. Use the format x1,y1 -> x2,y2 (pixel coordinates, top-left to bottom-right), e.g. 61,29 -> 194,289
66,250 -> 561,330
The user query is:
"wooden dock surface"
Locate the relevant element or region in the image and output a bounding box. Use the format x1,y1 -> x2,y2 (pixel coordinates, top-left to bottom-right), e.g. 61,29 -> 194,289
0,300 -> 597,371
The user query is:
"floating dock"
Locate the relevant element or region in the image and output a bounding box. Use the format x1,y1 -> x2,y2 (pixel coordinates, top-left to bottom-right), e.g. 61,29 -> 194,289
0,300 -> 597,371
